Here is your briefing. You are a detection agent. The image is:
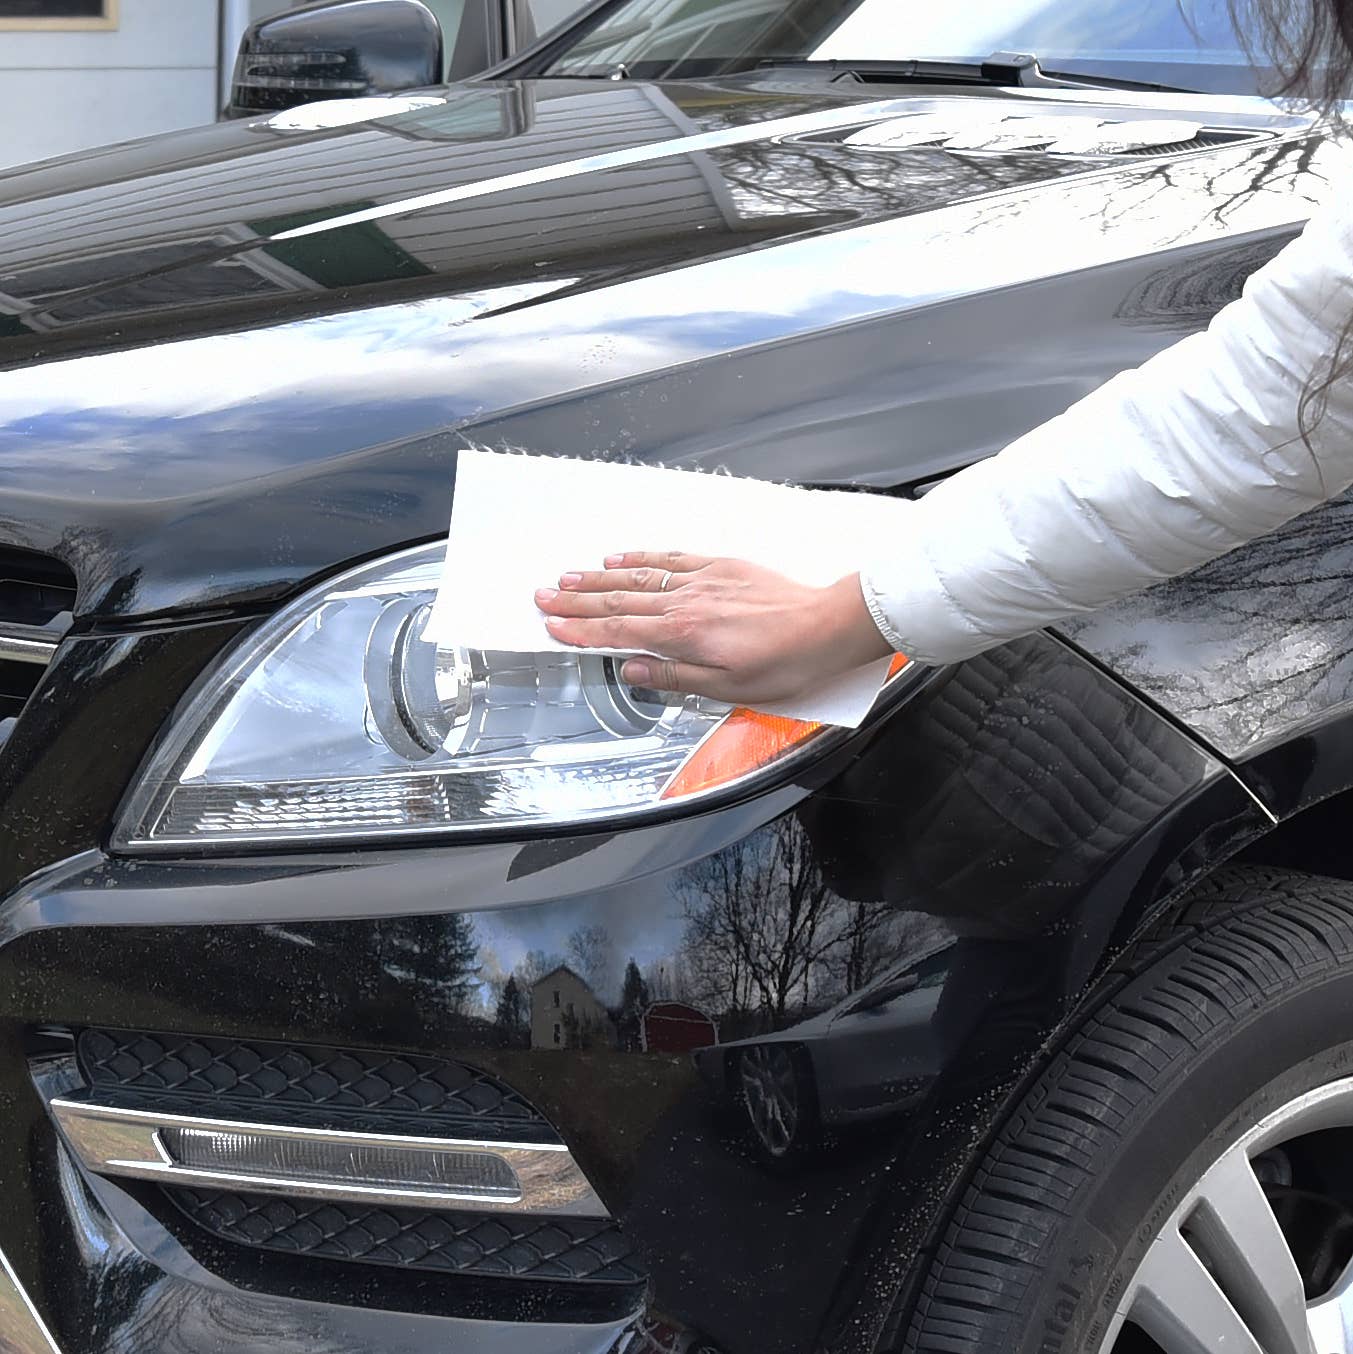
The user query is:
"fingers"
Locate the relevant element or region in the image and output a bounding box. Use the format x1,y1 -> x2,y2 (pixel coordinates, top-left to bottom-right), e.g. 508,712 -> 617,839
557,565 -> 696,594
535,587 -> 669,619
543,613 -> 676,653
540,603 -> 728,696
619,656 -> 727,698
602,550 -> 715,574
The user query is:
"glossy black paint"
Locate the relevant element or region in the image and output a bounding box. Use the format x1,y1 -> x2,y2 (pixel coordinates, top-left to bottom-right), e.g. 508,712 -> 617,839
1059,489 -> 1353,816
0,80 -> 1324,624
0,620 -> 252,893
0,633 -> 1265,1352
0,58 -> 1348,1354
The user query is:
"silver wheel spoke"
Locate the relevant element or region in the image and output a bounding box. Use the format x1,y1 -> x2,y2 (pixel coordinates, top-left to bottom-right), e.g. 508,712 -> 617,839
1307,1255 -> 1353,1354
1186,1149 -> 1315,1354
1131,1225 -> 1265,1354
1101,1077 -> 1353,1354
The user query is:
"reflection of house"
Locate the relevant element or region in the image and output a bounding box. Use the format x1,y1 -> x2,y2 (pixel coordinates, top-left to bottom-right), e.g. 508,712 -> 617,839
0,84 -> 748,335
530,965 -> 616,1050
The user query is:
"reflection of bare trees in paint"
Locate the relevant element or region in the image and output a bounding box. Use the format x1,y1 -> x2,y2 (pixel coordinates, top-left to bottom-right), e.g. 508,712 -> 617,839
903,135 -> 1328,248
673,817 -> 941,1029
1102,134 -> 1326,235
567,922 -> 618,994
710,135 -> 1091,226
1064,489 -> 1353,756
676,817 -> 835,1026
827,899 -> 904,996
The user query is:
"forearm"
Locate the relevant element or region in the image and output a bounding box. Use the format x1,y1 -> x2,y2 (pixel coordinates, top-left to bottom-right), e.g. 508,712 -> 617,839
860,186 -> 1353,665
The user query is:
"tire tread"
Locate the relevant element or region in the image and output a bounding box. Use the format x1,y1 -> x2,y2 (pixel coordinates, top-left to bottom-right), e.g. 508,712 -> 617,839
899,865 -> 1353,1353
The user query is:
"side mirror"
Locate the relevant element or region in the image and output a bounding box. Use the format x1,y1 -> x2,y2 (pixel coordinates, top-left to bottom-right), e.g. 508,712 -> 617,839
227,0 -> 444,119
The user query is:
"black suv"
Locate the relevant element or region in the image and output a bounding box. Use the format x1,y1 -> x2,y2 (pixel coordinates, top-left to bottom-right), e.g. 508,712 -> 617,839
0,2 -> 1350,1353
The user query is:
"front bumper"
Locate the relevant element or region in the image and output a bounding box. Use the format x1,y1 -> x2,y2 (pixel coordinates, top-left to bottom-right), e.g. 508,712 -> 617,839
0,626 -> 1268,1353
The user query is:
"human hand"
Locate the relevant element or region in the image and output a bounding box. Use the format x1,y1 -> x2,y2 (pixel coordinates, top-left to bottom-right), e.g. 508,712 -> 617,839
534,551 -> 895,705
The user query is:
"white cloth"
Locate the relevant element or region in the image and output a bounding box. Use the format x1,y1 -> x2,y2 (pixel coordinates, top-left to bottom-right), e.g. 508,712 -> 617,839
432,448 -> 898,725
860,183 -> 1353,664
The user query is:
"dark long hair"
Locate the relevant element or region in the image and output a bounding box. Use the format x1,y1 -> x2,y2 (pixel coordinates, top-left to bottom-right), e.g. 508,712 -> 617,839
1234,0 -> 1353,109
1233,0 -> 1353,448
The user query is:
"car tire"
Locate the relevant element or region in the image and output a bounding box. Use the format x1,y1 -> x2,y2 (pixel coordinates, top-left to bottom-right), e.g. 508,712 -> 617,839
893,865 -> 1353,1354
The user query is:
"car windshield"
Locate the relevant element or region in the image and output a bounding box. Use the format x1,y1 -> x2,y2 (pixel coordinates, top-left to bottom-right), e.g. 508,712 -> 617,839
541,0 -> 1262,95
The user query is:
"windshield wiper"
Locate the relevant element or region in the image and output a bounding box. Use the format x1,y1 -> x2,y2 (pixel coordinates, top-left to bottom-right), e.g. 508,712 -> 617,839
753,51 -> 1198,96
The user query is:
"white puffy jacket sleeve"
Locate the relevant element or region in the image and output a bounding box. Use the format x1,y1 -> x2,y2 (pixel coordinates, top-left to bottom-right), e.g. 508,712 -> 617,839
859,186 -> 1353,665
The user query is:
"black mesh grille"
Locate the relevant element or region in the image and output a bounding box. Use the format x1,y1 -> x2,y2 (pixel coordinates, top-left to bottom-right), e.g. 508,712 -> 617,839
0,660 -> 40,725
0,547 -> 73,723
1118,132 -> 1237,155
77,1029 -> 548,1139
0,548 -> 75,628
811,124 -> 1259,158
167,1189 -> 646,1284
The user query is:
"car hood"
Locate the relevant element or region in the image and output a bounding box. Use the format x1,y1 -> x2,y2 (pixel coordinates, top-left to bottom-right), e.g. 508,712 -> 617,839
0,77 -> 1228,359
0,77 -> 1330,619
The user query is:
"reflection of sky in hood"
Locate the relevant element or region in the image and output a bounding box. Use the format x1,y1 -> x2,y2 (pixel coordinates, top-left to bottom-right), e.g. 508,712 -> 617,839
0,132 -> 1335,503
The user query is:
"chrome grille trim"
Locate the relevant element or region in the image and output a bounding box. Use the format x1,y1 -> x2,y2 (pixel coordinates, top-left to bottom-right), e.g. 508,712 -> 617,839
50,1096 -> 609,1217
0,626 -> 59,666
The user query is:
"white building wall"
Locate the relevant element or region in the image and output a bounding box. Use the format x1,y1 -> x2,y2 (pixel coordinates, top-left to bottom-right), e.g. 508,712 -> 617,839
0,0 -> 228,172
0,0 -> 594,176
529,967 -> 611,1050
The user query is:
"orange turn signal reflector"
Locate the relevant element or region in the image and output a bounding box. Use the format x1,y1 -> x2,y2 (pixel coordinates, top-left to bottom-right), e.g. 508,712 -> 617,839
661,710 -> 821,801
660,654 -> 910,802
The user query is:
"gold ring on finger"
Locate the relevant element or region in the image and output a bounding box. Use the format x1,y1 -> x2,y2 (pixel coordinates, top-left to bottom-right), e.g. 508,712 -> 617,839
658,570 -> 674,592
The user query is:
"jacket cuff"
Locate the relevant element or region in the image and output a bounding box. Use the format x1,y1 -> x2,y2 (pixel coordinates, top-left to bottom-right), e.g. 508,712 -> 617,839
857,513 -> 989,666
858,568 -> 912,654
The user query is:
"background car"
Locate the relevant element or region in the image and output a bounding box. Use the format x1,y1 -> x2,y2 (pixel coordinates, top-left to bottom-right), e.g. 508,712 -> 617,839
0,2 -> 1348,1353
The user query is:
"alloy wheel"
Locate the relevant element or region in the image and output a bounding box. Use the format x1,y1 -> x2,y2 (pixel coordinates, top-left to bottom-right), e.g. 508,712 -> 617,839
1102,1077 -> 1353,1354
738,1045 -> 800,1158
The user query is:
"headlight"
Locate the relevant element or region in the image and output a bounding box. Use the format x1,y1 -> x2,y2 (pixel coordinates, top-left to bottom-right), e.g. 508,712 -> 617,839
116,543 -> 908,850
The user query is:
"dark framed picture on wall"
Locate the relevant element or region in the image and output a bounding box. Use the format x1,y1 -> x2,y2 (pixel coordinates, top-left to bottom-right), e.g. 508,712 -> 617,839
0,0 -> 117,29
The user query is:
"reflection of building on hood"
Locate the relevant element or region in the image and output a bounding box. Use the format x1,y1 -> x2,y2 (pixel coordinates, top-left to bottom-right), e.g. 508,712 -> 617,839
530,965 -> 616,1050
0,85 -> 747,338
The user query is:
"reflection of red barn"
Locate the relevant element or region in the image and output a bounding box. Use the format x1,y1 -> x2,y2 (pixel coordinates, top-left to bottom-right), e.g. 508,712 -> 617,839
641,1001 -> 718,1053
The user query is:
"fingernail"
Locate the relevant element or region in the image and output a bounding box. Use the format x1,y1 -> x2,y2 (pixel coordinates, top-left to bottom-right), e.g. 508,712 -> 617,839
621,660 -> 651,684
604,555 -> 624,568
535,588 -> 558,603
559,572 -> 583,589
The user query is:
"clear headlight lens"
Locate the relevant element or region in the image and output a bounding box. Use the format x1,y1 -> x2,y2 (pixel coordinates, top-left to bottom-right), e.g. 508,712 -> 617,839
117,543 -> 907,850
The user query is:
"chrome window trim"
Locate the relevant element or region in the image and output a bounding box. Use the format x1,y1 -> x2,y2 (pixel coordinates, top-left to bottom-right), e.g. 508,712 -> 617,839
50,1096 -> 609,1218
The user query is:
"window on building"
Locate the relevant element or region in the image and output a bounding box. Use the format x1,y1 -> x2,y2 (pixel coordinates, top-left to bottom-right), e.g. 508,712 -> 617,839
0,1 -> 117,30
567,1002 -> 575,1018
553,1023 -> 561,1045
552,989 -> 560,1007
